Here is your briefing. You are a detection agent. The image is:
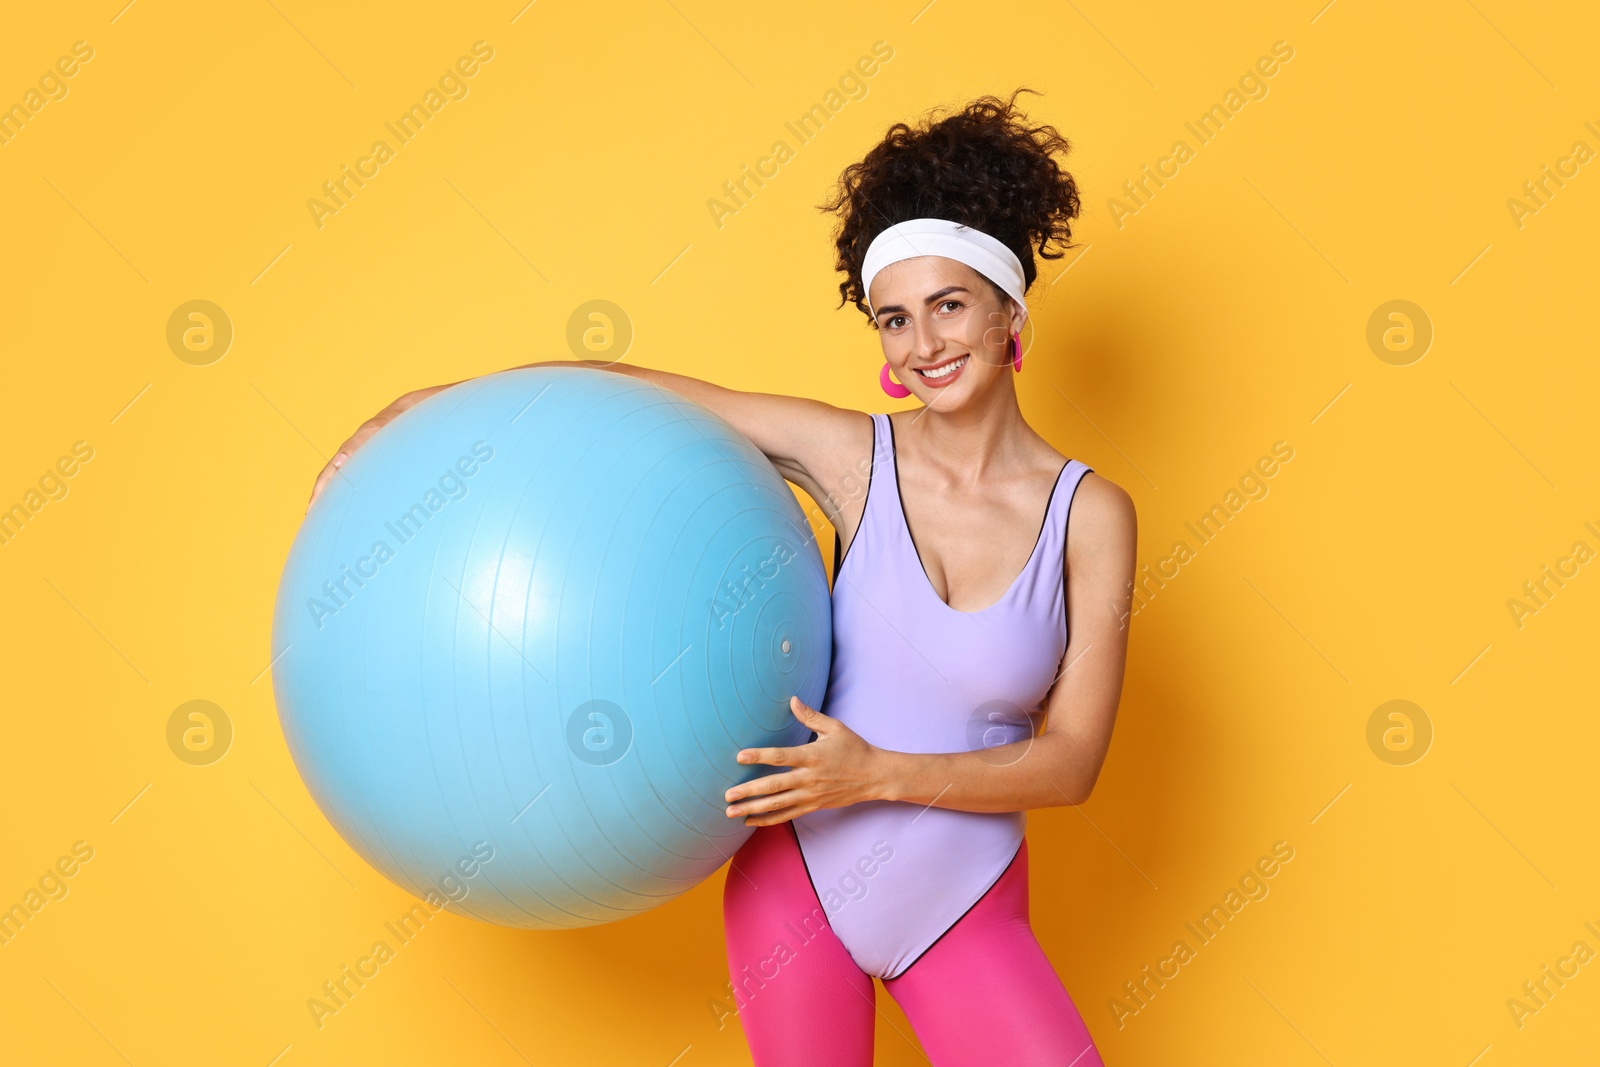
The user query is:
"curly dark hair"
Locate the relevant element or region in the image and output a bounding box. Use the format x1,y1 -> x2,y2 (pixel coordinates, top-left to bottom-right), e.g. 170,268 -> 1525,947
819,87 -> 1082,325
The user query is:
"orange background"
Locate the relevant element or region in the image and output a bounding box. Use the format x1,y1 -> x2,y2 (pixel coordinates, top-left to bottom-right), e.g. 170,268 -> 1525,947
2,1 -> 1597,1063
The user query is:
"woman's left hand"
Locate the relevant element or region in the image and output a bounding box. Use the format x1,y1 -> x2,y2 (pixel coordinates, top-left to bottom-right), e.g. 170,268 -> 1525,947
724,696 -> 886,826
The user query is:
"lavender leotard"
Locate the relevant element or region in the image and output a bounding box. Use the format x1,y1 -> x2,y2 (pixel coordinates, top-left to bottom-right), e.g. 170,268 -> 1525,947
791,412 -> 1092,980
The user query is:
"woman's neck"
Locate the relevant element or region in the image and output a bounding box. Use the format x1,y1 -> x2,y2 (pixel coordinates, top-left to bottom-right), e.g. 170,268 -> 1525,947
898,383 -> 1043,487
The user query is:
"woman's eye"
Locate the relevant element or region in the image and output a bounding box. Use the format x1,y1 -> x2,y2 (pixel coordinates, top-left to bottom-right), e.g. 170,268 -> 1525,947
940,299 -> 961,312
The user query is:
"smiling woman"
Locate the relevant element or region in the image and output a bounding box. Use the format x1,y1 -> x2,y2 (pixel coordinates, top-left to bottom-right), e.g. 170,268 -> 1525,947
720,88 -> 1130,1066
307,85 -> 1134,1067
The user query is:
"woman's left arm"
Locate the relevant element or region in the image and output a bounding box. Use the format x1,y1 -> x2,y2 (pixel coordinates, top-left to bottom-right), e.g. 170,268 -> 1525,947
726,474 -> 1137,825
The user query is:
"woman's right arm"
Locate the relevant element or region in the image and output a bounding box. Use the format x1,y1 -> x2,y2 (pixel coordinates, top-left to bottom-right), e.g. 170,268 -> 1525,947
305,360 -> 871,531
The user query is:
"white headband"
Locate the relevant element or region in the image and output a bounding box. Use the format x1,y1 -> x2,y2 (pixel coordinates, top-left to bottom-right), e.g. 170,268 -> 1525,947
861,217 -> 1029,324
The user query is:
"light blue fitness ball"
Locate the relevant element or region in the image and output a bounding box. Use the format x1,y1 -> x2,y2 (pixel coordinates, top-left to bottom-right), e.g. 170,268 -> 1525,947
270,366 -> 831,928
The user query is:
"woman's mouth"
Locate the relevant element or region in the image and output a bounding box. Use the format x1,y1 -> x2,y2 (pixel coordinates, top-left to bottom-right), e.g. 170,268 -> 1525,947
914,354 -> 968,387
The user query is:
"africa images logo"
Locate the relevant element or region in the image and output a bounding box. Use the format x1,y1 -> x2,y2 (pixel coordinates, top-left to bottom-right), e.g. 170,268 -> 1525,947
305,442 -> 494,629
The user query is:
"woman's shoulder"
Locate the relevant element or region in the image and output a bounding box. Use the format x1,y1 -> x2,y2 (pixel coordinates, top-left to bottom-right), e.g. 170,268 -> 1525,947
1064,468 -> 1136,554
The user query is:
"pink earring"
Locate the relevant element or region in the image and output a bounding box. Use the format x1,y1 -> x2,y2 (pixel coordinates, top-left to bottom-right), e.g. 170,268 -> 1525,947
879,362 -> 911,398
1012,331 -> 1023,373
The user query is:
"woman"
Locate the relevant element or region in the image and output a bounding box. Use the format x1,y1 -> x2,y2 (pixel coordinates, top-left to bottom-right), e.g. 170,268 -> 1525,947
308,89 -> 1134,1066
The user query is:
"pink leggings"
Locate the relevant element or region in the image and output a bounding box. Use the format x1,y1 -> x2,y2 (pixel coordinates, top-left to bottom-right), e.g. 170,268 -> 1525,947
723,823 -> 1104,1066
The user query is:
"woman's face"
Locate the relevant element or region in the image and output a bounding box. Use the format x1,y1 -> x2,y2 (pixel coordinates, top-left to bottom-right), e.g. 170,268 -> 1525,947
869,256 -> 1024,406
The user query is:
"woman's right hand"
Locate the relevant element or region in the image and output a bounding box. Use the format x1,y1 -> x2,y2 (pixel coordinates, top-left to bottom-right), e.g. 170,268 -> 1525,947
305,384 -> 452,514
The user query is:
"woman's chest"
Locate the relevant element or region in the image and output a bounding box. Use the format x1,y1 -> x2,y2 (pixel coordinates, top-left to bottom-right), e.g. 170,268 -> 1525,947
829,562 -> 1068,736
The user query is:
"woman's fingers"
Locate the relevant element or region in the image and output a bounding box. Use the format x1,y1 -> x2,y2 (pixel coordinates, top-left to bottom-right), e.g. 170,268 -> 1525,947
743,801 -> 810,826
790,695 -> 824,722
729,789 -> 806,823
303,413 -> 394,512
736,744 -> 811,768
726,770 -> 798,805
730,699 -> 834,765
306,450 -> 350,512
304,386 -> 460,513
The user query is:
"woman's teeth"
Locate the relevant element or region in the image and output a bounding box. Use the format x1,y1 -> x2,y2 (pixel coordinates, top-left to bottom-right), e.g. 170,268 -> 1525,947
917,355 -> 968,379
